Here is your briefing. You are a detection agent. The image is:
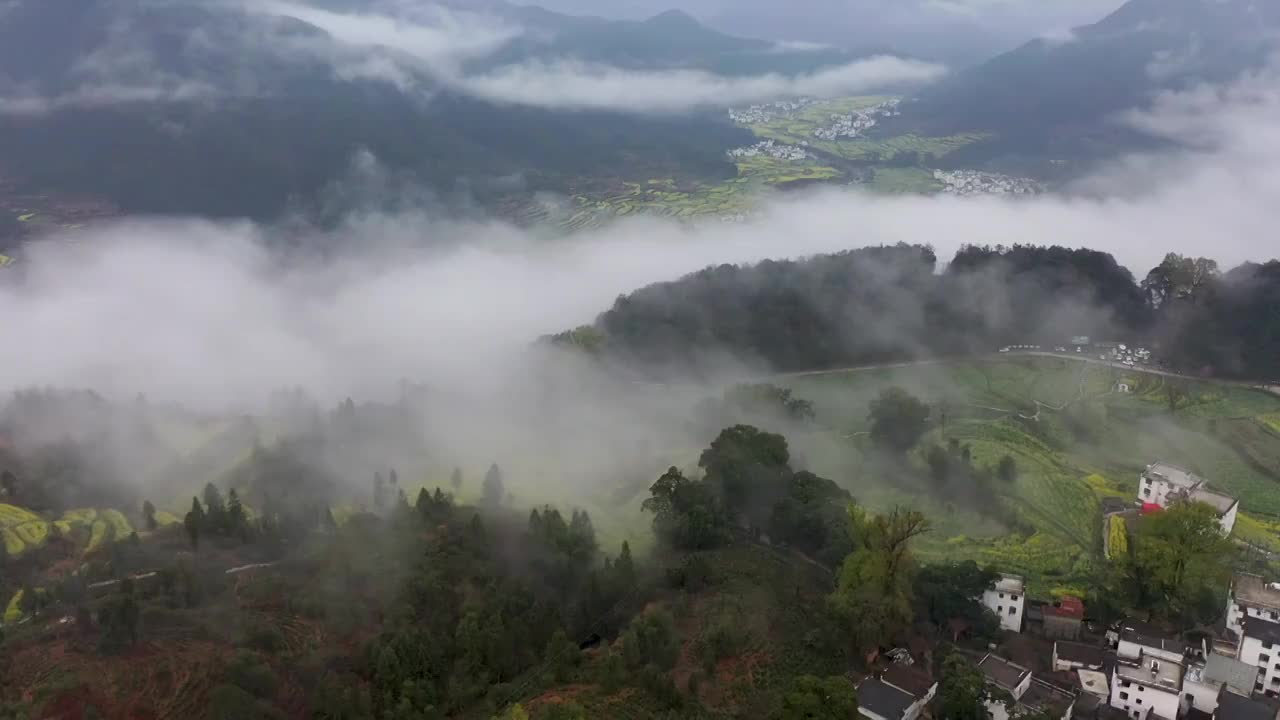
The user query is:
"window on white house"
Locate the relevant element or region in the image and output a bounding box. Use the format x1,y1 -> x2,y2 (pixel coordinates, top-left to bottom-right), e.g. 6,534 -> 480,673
1011,595 -> 1018,601
998,606 -> 1004,613
1137,698 -> 1143,705
1262,654 -> 1271,663
1009,607 -> 1017,615
1271,612 -> 1278,620
1143,489 -> 1151,497
1137,686 -> 1144,692
1121,692 -> 1130,700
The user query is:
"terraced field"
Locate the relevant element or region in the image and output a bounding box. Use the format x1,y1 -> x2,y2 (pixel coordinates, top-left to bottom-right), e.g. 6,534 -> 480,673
0,504 -> 136,558
779,356 -> 1280,596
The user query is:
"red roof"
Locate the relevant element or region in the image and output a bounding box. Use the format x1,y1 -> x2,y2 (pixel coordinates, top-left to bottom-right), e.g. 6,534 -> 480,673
1045,596 -> 1085,619
1141,503 -> 1163,515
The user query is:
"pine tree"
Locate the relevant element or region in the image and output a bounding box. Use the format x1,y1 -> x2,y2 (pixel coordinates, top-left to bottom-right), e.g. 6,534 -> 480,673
482,464 -> 504,508
616,541 -> 636,591
415,488 -> 431,517
227,489 -> 246,539
373,472 -> 387,511
451,467 -> 463,491
202,483 -> 226,533
142,500 -> 157,531
184,497 -> 205,549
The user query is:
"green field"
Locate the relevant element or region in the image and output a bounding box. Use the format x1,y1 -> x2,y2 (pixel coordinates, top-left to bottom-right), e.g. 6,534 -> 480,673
868,167 -> 944,193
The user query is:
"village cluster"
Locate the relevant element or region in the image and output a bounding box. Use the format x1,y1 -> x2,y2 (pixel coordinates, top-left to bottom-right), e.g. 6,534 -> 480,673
726,98 -> 820,125
727,139 -> 813,161
933,169 -> 1042,196
997,339 -> 1155,370
858,462 -> 1265,720
812,99 -> 902,140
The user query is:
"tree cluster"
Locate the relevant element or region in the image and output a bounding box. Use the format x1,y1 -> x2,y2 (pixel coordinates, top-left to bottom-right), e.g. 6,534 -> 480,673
642,425 -> 850,561
578,245 -> 1280,380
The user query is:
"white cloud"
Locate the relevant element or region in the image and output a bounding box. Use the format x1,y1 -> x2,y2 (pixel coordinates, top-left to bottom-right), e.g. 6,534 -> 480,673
258,0 -> 520,73
0,82 -> 221,116
455,55 -> 945,112
4,62 -> 1278,405
1037,27 -> 1078,46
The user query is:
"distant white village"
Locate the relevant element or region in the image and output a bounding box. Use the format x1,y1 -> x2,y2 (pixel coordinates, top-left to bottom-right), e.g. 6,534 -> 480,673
813,99 -> 901,140
934,169 -> 1042,196
727,98 -> 819,125
727,139 -> 812,162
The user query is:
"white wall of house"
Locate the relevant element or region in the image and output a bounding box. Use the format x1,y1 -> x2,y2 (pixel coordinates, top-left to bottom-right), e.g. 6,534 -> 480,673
1238,635 -> 1280,697
982,588 -> 1024,633
903,697 -> 927,720
1139,475 -> 1177,507
1110,668 -> 1182,720
1184,676 -> 1224,714
1220,503 -> 1239,535
986,699 -> 1012,720
1228,600 -> 1280,637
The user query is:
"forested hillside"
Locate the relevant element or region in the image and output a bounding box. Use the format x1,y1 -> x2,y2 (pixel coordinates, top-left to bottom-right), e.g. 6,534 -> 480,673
563,245 -> 1280,380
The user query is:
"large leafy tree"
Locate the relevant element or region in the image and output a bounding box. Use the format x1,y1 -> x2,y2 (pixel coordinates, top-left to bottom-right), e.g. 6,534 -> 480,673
935,652 -> 996,720
642,467 -> 729,551
1121,500 -> 1235,623
699,424 -> 791,519
914,561 -> 1000,638
868,388 -> 931,457
829,503 -> 930,651
774,675 -> 858,720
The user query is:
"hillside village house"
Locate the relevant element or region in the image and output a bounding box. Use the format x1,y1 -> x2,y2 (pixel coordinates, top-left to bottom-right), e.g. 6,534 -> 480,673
1184,654 -> 1259,714
1054,640 -> 1106,673
1044,596 -> 1087,640
982,574 -> 1026,633
1214,689 -> 1280,720
1138,462 -> 1239,534
1110,651 -> 1184,720
979,654 -> 1077,720
857,665 -> 938,720
1227,575 -> 1280,637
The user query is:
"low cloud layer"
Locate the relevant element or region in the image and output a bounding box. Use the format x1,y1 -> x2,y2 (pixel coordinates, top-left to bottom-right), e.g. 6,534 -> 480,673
1,57 -> 1276,409
0,0 -> 945,115
456,56 -> 944,112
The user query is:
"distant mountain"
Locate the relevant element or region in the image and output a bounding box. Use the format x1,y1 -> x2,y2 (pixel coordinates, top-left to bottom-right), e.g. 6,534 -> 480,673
4,0 -> 840,224
900,0 -> 1280,171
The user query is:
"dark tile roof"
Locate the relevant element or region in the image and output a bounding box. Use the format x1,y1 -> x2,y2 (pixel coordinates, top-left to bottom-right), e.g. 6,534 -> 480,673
1215,690 -> 1278,720
1021,678 -> 1077,716
1242,617 -> 1280,645
858,677 -> 917,720
1057,641 -> 1106,667
980,654 -> 1031,691
882,665 -> 935,698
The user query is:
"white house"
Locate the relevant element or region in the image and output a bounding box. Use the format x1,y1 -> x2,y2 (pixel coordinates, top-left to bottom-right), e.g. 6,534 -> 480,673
980,654 -> 1033,720
1117,625 -> 1200,666
1236,617 -> 1280,698
1184,654 -> 1258,715
1227,574 -> 1280,638
982,574 -> 1026,633
1110,652 -> 1184,720
1138,462 -> 1238,534
858,667 -> 937,720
